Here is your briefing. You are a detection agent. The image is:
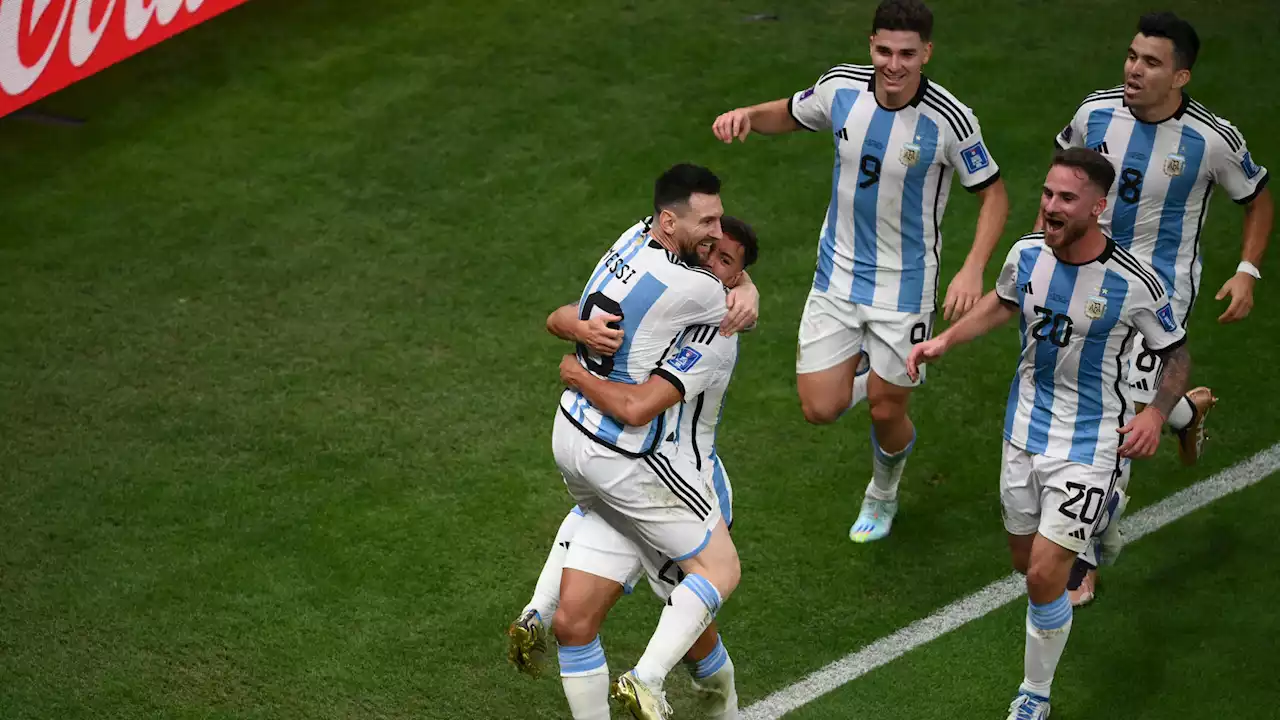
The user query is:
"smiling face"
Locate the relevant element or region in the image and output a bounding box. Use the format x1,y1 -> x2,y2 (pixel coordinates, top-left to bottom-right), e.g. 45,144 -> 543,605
658,192 -> 724,264
1040,164 -> 1108,250
868,29 -> 931,99
698,234 -> 748,287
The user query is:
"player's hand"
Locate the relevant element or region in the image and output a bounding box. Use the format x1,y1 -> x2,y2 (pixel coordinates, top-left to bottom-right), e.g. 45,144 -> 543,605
578,313 -> 624,355
721,283 -> 760,336
712,108 -> 752,144
559,354 -> 587,389
1117,406 -> 1164,459
1214,272 -> 1255,324
943,266 -> 983,322
906,336 -> 949,382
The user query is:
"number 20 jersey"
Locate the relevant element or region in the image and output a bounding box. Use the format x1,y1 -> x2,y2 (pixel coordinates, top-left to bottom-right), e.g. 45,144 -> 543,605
789,64 -> 1001,314
560,220 -> 729,457
1056,89 -> 1269,321
995,232 -> 1186,470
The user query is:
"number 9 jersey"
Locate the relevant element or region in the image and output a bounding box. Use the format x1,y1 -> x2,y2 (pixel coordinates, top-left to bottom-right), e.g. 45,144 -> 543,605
995,232 -> 1186,471
789,64 -> 1001,314
560,219 -> 730,457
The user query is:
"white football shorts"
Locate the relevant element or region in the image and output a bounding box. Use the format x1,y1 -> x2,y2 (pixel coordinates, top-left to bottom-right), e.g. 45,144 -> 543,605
1000,440 -> 1123,553
796,288 -> 934,388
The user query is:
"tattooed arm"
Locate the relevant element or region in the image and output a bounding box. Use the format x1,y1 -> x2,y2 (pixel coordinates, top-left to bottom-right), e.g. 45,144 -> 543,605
1119,343 -> 1191,459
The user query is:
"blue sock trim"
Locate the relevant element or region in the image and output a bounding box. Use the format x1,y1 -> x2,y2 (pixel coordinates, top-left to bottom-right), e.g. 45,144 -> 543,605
680,573 -> 722,616
558,635 -> 606,674
871,426 -> 916,466
691,635 -> 729,679
1028,591 -> 1072,630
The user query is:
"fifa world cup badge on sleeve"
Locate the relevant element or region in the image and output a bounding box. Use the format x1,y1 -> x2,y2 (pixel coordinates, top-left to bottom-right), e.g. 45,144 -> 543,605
668,347 -> 703,372
899,142 -> 921,167
1242,151 -> 1262,179
1085,290 -> 1108,320
798,87 -> 815,102
1156,303 -> 1178,332
1164,153 -> 1186,177
961,143 -> 990,174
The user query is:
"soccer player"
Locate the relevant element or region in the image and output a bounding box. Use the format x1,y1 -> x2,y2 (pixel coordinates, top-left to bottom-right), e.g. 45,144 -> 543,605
508,222 -> 760,720
907,148 -> 1192,720
549,165 -> 755,720
1050,11 -> 1272,604
711,0 -> 1009,543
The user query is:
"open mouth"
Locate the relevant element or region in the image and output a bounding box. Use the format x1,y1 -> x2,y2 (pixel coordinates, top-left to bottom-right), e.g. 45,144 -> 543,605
1124,80 -> 1142,92
1044,217 -> 1066,232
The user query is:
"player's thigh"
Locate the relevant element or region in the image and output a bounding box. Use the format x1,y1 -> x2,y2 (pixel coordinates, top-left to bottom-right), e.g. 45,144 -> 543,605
584,448 -> 721,566
999,441 -> 1042,540
863,306 -> 934,388
796,289 -> 865,388
1124,331 -> 1162,408
1036,456 -> 1120,555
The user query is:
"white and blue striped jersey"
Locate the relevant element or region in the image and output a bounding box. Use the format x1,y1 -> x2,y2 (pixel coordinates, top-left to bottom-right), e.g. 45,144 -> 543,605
560,220 -> 729,457
654,324 -> 739,528
1055,89 -> 1269,320
996,232 -> 1187,469
789,64 -> 1001,313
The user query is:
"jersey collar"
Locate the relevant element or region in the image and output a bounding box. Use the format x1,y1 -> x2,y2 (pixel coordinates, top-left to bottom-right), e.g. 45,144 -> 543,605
867,72 -> 930,111
1053,235 -> 1116,266
1125,90 -> 1191,124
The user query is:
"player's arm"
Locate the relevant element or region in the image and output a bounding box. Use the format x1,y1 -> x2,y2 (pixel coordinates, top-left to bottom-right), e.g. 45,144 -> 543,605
1119,288 -> 1190,458
1209,131 -> 1272,323
906,290 -> 1018,381
546,303 -> 624,356
721,269 -> 759,336
942,110 -> 1006,322
713,70 -> 837,143
1216,185 -> 1272,323
558,355 -> 681,427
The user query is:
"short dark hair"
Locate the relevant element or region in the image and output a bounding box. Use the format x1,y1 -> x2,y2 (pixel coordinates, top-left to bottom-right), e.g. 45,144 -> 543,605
871,0 -> 933,41
1137,12 -> 1200,70
1052,147 -> 1117,195
720,215 -> 759,269
654,164 -> 721,216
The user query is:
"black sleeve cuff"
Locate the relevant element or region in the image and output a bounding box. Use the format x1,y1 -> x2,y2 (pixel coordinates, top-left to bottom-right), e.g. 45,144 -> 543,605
787,96 -> 818,132
997,294 -> 1020,309
1148,334 -> 1187,356
652,368 -> 686,397
1054,137 -> 1069,151
964,170 -> 1002,193
1234,170 -> 1270,205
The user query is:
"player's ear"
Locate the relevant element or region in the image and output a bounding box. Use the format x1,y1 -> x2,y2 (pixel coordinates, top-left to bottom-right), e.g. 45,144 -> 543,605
1172,67 -> 1191,91
921,42 -> 933,65
657,207 -> 677,235
1093,195 -> 1108,220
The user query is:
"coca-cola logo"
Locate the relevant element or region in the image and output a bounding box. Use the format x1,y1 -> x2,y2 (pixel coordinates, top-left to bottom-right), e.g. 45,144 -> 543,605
1,0 -> 208,95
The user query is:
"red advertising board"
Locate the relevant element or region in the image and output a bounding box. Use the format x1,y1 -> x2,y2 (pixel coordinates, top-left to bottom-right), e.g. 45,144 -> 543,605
1,0 -> 251,117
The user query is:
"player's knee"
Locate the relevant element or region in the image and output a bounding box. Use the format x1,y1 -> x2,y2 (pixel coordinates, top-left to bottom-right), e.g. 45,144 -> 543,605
868,396 -> 906,426
552,606 -> 600,648
800,399 -> 842,425
1024,560 -> 1065,599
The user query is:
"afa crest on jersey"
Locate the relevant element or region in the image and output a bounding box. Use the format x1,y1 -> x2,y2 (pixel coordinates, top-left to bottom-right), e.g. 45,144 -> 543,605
1163,153 -> 1187,177
899,142 -> 921,167
668,346 -> 703,372
1084,292 -> 1108,320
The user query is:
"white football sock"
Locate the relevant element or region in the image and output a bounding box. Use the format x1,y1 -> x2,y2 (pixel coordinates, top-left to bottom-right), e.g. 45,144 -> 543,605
687,635 -> 738,719
865,427 -> 915,501
1022,591 -> 1073,698
523,507 -> 583,627
1167,395 -> 1196,431
559,635 -> 610,720
634,574 -> 721,690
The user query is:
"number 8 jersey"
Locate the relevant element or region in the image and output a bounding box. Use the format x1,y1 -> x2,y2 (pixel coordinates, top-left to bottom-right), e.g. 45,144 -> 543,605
995,232 -> 1186,470
789,64 -> 1001,314
1055,89 -> 1269,321
560,219 -> 729,457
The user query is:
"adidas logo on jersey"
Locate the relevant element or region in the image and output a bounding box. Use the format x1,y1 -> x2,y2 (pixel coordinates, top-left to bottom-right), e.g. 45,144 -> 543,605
1091,141 -> 1110,155
1130,379 -> 1151,392
1069,528 -> 1088,542
1020,281 -> 1034,295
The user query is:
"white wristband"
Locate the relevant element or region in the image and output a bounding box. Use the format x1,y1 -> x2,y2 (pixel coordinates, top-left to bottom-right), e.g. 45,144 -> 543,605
1237,261 -> 1262,279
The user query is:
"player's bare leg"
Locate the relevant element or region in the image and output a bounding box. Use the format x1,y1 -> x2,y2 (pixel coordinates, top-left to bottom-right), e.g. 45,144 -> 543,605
555,569 -> 625,720
683,622 -> 738,720
617,522 -> 739,719
850,373 -> 915,543
796,355 -> 858,425
1007,533 -> 1076,720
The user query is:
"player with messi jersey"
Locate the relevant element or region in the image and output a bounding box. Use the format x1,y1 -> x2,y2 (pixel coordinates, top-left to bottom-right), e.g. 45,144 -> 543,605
550,165 -> 757,720
711,0 -> 1008,543
908,148 -> 1192,720
1050,11 -> 1273,604
508,222 -> 760,720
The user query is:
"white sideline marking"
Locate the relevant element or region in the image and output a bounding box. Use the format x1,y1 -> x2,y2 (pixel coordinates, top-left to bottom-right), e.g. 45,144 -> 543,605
742,442 -> 1280,720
